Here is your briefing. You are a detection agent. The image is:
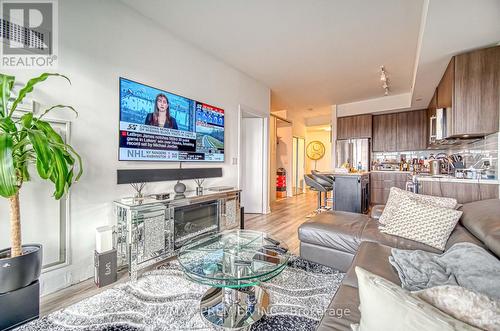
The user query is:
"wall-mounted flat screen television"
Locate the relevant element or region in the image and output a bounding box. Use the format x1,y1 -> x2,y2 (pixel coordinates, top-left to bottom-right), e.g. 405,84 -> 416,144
119,77 -> 224,162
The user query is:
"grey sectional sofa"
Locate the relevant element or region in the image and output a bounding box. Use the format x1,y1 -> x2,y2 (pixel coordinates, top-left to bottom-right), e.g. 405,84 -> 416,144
298,199 -> 500,330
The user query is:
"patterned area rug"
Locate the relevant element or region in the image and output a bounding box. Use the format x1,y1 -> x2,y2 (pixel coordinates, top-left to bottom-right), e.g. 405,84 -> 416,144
17,257 -> 344,331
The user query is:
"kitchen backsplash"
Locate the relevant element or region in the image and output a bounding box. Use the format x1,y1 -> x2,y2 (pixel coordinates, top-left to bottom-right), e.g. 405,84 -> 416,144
372,133 -> 498,174
452,133 -> 497,171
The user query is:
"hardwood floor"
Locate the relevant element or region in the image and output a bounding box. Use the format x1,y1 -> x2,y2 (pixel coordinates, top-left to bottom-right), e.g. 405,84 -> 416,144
40,192 -> 317,316
245,191 -> 317,255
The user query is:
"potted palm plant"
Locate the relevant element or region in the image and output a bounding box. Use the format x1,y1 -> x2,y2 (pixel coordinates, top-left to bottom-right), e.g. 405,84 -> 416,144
0,73 -> 82,328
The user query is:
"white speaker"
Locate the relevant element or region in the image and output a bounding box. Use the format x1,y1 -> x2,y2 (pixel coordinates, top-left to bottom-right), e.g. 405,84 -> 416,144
95,225 -> 114,253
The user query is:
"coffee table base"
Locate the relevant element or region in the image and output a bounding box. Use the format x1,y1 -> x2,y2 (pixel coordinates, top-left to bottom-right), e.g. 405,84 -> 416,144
200,286 -> 269,330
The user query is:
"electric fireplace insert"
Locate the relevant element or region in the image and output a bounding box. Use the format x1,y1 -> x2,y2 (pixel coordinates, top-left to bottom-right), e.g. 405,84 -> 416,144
173,200 -> 219,249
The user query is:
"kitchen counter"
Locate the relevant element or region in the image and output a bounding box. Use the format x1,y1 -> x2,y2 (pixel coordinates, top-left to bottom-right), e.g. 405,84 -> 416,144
319,171 -> 369,176
415,176 -> 499,185
371,170 -> 499,184
370,170 -> 411,174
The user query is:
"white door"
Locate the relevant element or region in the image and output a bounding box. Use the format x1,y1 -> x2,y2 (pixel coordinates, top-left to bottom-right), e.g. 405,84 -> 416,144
240,117 -> 264,213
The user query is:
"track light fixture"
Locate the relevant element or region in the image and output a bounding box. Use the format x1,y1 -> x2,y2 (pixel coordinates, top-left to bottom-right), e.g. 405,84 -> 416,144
380,66 -> 389,95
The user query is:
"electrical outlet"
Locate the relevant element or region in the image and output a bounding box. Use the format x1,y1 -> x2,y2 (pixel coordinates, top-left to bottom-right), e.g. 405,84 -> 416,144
232,157 -> 238,165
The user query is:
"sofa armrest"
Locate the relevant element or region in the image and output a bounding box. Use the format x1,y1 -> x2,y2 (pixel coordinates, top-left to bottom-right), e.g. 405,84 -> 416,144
370,205 -> 385,220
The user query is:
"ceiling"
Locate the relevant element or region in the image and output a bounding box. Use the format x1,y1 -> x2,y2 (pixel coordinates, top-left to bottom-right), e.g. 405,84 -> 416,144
410,0 -> 500,110
122,0 -> 500,114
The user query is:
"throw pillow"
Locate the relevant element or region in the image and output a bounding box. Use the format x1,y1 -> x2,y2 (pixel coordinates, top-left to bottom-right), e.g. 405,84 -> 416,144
351,267 -> 480,331
413,285 -> 500,330
379,187 -> 457,226
380,195 -> 462,250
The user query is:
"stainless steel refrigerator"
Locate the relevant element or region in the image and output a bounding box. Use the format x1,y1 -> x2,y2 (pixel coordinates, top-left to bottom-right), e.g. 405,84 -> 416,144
336,139 -> 370,171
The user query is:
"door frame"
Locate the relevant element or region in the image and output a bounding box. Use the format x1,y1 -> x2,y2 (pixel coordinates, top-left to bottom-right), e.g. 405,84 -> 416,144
237,105 -> 270,214
292,135 -> 306,195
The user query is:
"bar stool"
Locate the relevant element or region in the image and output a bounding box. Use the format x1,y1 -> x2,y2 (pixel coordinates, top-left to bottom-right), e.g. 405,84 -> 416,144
304,174 -> 331,214
311,170 -> 334,209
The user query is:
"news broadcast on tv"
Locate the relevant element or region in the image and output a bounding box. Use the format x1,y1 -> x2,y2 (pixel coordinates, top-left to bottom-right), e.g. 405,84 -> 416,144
119,78 -> 225,162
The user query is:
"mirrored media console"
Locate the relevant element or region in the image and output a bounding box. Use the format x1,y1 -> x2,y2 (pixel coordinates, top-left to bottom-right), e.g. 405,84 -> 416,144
113,189 -> 241,280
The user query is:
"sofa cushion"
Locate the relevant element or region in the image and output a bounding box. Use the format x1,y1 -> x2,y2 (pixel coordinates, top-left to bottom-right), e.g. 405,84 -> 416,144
414,285 -> 500,330
343,241 -> 401,288
460,199 -> 500,258
300,241 -> 355,272
445,224 -> 486,250
298,211 -> 369,254
380,195 -> 462,250
379,187 -> 458,226
316,284 -> 361,331
361,219 -> 442,253
353,267 -> 481,331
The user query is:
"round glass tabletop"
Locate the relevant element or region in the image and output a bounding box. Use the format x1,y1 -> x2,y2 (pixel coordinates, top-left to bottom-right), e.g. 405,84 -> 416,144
178,230 -> 290,288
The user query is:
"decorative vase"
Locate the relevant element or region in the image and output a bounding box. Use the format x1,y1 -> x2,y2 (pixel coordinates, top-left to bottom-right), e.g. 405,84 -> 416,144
174,181 -> 186,194
196,186 -> 203,195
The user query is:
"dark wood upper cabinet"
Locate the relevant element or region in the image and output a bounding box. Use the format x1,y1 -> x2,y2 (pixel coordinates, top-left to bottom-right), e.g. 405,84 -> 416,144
437,57 -> 454,109
396,112 -> 409,151
429,46 -> 499,139
452,46 -> 500,137
405,109 -> 427,151
373,110 -> 427,152
372,113 -> 397,152
337,114 -> 372,140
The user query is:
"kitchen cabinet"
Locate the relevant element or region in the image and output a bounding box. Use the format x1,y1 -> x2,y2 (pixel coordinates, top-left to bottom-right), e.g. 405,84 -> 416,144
372,113 -> 397,152
427,91 -> 437,147
452,46 -> 500,136
372,110 -> 426,152
370,172 -> 410,204
418,181 -> 499,204
396,110 -> 427,151
337,114 -> 372,140
437,57 -> 454,109
428,46 -> 500,139
333,173 -> 370,214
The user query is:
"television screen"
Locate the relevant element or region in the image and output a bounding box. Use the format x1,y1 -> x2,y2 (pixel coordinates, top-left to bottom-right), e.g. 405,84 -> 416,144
119,78 -> 224,162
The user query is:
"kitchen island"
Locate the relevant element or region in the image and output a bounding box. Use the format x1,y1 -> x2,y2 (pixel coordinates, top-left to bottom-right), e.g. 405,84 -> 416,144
320,171 -> 370,213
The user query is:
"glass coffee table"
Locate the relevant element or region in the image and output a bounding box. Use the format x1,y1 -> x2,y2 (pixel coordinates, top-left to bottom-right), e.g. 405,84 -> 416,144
178,230 -> 290,329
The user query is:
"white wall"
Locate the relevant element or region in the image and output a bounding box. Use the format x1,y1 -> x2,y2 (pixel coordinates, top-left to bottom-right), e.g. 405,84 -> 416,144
2,0 -> 270,295
272,110 -> 307,138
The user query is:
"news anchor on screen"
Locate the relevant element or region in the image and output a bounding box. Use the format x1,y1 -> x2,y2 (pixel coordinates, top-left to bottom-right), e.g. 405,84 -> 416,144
144,93 -> 178,129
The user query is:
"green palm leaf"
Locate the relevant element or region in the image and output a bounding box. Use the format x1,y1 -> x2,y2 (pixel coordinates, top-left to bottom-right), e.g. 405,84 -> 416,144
9,73 -> 71,117
28,129 -> 52,179
0,134 -> 18,197
39,105 -> 77,119
0,75 -> 14,117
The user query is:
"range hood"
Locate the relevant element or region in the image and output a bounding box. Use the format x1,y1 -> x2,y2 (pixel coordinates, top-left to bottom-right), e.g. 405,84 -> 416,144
428,108 -> 481,147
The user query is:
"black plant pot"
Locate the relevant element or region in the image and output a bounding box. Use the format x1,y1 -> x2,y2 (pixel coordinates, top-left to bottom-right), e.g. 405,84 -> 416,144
0,244 -> 42,294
